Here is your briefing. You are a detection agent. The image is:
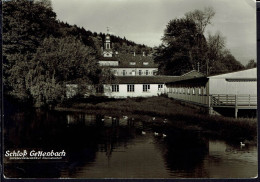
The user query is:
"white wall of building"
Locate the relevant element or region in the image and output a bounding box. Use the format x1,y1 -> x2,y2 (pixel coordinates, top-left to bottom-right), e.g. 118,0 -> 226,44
103,84 -> 166,98
99,61 -> 119,66
208,68 -> 257,95
110,68 -> 158,76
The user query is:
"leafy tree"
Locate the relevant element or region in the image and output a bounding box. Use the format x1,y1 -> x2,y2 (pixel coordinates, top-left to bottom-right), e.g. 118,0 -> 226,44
27,36 -> 99,106
245,59 -> 257,69
154,18 -> 204,75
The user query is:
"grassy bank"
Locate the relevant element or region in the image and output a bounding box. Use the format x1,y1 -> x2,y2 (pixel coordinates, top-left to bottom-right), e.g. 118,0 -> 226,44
56,96 -> 257,144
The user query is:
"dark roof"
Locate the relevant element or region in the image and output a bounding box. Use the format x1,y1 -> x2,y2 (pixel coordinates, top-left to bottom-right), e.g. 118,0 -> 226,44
181,70 -> 205,77
111,76 -> 179,84
98,56 -> 118,61
116,54 -> 157,68
165,76 -> 208,87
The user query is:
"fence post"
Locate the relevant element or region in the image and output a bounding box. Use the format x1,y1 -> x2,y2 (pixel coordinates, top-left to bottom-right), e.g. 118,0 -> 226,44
235,95 -> 238,118
208,95 -> 213,115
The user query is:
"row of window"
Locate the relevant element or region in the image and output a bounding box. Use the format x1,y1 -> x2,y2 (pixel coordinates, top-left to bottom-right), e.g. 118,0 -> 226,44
168,87 -> 207,95
119,70 -> 155,76
111,84 -> 163,92
129,62 -> 149,65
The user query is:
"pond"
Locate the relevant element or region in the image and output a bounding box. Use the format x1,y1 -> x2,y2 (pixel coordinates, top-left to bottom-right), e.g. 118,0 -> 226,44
3,110 -> 257,178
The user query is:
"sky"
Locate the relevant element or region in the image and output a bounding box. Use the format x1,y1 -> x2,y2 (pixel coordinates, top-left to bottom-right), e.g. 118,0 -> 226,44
51,0 -> 256,65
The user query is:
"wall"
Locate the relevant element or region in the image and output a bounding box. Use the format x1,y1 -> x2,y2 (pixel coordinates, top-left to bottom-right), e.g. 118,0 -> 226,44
99,61 -> 119,66
103,84 -> 166,98
110,68 -> 158,76
209,79 -> 257,95
167,86 -> 209,106
208,68 -> 257,95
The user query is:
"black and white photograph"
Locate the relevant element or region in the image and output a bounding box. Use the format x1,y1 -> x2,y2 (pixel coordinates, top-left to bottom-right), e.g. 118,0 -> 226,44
2,0 -> 257,179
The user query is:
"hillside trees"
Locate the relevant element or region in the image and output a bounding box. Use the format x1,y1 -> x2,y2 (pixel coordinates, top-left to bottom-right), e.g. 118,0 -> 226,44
3,0 -> 122,106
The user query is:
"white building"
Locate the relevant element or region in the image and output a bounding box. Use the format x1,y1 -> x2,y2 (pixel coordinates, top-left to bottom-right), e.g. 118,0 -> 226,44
103,76 -> 179,98
166,68 -> 257,117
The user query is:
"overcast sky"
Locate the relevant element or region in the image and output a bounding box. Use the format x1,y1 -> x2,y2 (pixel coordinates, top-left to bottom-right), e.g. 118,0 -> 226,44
51,0 -> 256,65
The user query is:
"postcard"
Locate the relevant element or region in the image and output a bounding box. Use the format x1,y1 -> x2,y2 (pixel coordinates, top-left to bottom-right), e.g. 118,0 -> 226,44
2,0 -> 257,180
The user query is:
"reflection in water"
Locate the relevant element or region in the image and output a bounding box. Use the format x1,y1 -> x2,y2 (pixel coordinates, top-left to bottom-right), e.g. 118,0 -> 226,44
4,111 -> 257,178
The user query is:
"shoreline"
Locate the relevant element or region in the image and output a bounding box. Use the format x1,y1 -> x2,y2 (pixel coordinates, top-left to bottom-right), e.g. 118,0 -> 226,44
55,96 -> 257,144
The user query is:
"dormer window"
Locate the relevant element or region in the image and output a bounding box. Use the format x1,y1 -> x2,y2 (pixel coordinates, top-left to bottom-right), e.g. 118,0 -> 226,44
130,62 -> 136,65
143,62 -> 149,65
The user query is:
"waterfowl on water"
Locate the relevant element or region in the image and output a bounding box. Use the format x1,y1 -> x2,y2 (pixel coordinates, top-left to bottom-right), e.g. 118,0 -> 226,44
154,132 -> 159,136
108,116 -> 112,119
152,117 -> 156,120
101,118 -> 105,121
162,134 -> 167,138
163,119 -> 167,123
123,116 -> 128,119
142,131 -> 146,135
240,142 -> 245,147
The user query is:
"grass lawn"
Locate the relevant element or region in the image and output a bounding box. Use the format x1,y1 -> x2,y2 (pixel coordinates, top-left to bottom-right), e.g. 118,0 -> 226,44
56,96 -> 257,144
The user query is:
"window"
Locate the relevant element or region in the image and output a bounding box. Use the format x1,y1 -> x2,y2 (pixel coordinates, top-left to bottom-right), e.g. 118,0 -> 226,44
158,84 -> 163,90
130,62 -> 136,65
139,70 -> 142,75
192,88 -> 195,95
113,70 -> 117,75
96,85 -> 104,93
198,88 -> 201,95
143,84 -> 150,92
203,87 -> 207,95
187,88 -> 190,95
112,85 -> 119,92
146,70 -> 149,75
123,70 -> 126,76
143,62 -> 149,65
127,85 -> 135,92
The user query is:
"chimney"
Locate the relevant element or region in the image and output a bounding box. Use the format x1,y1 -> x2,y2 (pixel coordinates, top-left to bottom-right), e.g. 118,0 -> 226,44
143,52 -> 145,56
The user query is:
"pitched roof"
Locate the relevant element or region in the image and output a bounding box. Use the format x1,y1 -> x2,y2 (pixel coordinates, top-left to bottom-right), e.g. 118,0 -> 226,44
111,76 -> 179,84
98,56 -> 118,61
117,54 -> 157,68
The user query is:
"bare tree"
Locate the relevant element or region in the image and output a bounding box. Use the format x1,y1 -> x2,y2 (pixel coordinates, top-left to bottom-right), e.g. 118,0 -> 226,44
207,31 -> 226,75
185,7 -> 215,35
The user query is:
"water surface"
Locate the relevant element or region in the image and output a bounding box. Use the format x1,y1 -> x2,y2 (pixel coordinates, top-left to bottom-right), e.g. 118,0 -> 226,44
4,110 -> 257,178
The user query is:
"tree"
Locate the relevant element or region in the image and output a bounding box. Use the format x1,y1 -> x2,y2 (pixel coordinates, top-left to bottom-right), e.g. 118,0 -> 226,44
185,7 -> 215,35
207,31 -> 226,74
245,59 -> 257,69
154,18 -> 205,75
25,36 -> 100,106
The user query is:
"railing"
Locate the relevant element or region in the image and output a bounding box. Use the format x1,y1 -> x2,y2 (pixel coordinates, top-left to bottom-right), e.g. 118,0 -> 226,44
168,92 -> 257,108
167,92 -> 209,106
211,94 -> 257,107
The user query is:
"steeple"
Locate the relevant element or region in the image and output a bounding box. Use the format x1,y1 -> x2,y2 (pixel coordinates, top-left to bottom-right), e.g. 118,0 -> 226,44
103,26 -> 113,57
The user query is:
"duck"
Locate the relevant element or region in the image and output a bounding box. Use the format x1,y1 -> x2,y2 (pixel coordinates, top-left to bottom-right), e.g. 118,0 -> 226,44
108,116 -> 112,119
141,131 -> 146,135
152,117 -> 156,120
240,142 -> 245,147
123,116 -> 128,119
101,118 -> 105,121
162,134 -> 167,138
113,117 -> 116,120
163,119 -> 167,123
154,132 -> 159,136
